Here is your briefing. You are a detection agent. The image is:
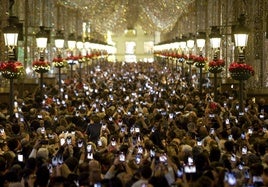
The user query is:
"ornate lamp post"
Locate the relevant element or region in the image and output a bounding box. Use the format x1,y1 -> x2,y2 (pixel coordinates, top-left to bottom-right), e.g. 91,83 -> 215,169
54,30 -> 65,92
186,33 -> 195,86
178,36 -> 187,77
2,16 -> 20,117
76,36 -> 84,82
84,36 -> 91,74
195,32 -> 206,94
34,26 -> 49,92
209,26 -> 223,102
229,14 -> 252,113
67,33 -> 77,79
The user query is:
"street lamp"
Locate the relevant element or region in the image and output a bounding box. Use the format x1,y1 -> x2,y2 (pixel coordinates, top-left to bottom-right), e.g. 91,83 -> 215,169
84,37 -> 91,74
209,26 -> 222,102
54,30 -> 65,92
196,31 -> 206,93
3,16 -> 19,61
76,36 -> 84,82
67,33 -> 77,78
35,26 -> 49,91
186,33 -> 195,85
178,35 -> 187,77
232,14 -> 250,113
3,16 -> 19,117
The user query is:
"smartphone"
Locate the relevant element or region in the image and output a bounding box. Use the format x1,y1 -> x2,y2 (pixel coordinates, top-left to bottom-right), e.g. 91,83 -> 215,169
137,146 -> 143,154
87,153 -> 93,160
119,152 -> 125,162
259,114 -> 264,119
209,128 -> 215,135
135,154 -> 142,164
60,138 -> 65,146
209,114 -> 215,118
102,124 -> 107,130
135,127 -> 140,133
231,155 -> 236,162
48,164 -> 53,174
159,154 -> 167,163
41,127 -> 46,134
188,157 -> 193,165
225,172 -> 236,186
97,139 -> 102,147
18,153 -> 24,162
242,146 -> 247,155
177,168 -> 184,177
121,126 -> 126,132
87,144 -> 92,152
77,140 -> 83,148
150,149 -> 155,157
184,165 -> 196,173
111,139 -> 116,146
66,136 -> 72,145
244,170 -> 250,179
0,129 -> 5,135
94,183 -> 101,187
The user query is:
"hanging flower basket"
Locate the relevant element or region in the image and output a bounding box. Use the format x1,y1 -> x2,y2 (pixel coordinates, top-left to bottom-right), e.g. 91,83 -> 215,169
229,62 -> 254,81
32,60 -> 50,73
194,55 -> 207,68
177,54 -> 188,63
0,61 -> 24,79
208,59 -> 225,73
66,56 -> 79,65
186,54 -> 196,65
52,57 -> 67,68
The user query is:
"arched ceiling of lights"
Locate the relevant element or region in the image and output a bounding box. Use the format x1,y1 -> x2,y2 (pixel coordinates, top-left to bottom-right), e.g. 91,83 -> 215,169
58,0 -> 195,36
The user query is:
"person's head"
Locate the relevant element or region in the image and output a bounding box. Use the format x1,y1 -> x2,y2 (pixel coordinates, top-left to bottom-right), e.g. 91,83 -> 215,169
35,165 -> 50,187
47,177 -> 63,187
193,175 -> 213,187
89,160 -> 102,184
209,146 -> 221,162
262,167 -> 268,186
140,164 -> 152,180
7,138 -> 20,152
21,168 -> 36,187
224,140 -> 234,153
64,157 -> 78,172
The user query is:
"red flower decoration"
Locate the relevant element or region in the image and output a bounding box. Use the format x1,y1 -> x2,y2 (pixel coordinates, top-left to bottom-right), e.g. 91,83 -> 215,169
32,60 -> 50,73
194,55 -> 207,68
209,59 -> 225,67
188,54 -> 196,61
229,62 -> 254,76
194,55 -> 207,63
52,57 -> 64,62
0,61 -> 23,72
0,61 -> 24,79
33,60 -> 50,67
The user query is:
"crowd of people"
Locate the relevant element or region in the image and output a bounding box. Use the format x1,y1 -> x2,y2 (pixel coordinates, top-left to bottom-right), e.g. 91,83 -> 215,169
0,61 -> 268,187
